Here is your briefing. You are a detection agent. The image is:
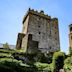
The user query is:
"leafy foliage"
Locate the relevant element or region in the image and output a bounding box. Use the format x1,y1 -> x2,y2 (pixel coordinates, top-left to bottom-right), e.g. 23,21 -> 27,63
34,62 -> 53,72
1,48 -> 72,72
3,42 -> 9,48
64,56 -> 72,72
52,51 -> 65,72
0,59 -> 38,72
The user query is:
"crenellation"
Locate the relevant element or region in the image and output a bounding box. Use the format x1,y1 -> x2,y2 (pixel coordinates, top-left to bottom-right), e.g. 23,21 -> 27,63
40,10 -> 44,14
22,8 -> 51,24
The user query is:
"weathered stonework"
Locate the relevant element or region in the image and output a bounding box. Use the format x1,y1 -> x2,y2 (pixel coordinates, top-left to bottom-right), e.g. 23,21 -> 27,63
16,33 -> 25,49
27,34 -> 38,53
69,24 -> 72,54
16,8 -> 60,53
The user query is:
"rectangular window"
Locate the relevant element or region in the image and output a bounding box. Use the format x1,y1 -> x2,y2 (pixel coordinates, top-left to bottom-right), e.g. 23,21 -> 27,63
71,36 -> 72,40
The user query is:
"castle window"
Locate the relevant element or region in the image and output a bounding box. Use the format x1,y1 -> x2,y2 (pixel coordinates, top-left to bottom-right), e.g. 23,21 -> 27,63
49,30 -> 51,36
38,25 -> 40,28
55,38 -> 57,40
39,17 -> 41,20
71,36 -> 72,40
55,32 -> 56,34
55,26 -> 56,29
39,32 -> 41,34
55,26 -> 58,29
50,46 -> 51,49
70,27 -> 72,32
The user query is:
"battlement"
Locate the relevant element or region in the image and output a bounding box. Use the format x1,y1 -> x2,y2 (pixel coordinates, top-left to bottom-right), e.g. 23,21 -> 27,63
23,8 -> 51,23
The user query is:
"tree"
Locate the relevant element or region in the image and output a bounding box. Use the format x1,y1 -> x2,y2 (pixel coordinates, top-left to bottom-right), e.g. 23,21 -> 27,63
64,56 -> 72,72
52,51 -> 65,72
3,42 -> 9,48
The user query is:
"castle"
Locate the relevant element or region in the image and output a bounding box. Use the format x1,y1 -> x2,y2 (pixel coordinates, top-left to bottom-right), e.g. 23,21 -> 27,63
16,8 -> 60,53
69,24 -> 72,54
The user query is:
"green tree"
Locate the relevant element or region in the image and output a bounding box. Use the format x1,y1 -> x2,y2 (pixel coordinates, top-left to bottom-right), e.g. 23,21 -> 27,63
52,51 -> 65,72
64,56 -> 72,72
3,42 -> 9,48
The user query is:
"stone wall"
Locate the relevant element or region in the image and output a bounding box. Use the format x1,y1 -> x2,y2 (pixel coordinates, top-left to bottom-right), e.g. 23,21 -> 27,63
22,15 -> 29,34
21,34 -> 28,51
27,34 -> 38,54
27,12 -> 60,53
16,8 -> 60,53
16,33 -> 25,49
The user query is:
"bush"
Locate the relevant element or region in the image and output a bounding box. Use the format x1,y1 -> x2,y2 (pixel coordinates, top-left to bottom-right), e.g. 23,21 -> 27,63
34,62 -> 53,72
64,56 -> 72,72
0,57 -> 39,72
3,42 -> 9,48
52,51 -> 65,72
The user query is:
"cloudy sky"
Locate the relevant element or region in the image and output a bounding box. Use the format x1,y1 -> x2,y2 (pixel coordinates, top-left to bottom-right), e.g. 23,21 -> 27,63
0,0 -> 72,53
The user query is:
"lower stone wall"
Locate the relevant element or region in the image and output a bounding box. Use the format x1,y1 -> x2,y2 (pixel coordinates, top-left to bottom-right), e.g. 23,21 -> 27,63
16,33 -> 25,49
27,34 -> 39,54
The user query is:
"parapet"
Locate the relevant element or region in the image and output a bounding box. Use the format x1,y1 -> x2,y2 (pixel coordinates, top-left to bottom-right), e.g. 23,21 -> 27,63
51,18 -> 58,24
22,8 -> 51,24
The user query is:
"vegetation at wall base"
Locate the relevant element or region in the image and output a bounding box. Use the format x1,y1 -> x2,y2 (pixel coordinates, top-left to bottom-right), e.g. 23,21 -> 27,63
0,48 -> 72,72
52,51 -> 65,72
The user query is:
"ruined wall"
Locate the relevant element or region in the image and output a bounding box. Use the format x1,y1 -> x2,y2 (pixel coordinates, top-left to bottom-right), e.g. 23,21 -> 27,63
16,33 -> 25,49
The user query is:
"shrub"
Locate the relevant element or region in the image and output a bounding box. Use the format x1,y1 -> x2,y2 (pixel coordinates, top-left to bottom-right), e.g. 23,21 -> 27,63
34,62 -> 53,72
3,42 -> 9,48
64,56 -> 72,72
52,51 -> 65,72
0,60 -> 38,72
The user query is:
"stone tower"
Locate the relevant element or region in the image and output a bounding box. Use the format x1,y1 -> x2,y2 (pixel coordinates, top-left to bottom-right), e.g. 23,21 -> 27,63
69,24 -> 72,54
16,8 -> 60,53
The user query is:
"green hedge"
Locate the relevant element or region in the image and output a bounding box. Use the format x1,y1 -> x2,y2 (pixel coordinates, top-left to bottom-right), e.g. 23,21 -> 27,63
0,60 -> 38,72
64,56 -> 72,72
52,51 -> 65,72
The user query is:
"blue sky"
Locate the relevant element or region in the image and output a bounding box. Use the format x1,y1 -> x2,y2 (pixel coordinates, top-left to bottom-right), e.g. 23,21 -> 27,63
0,0 -> 72,54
